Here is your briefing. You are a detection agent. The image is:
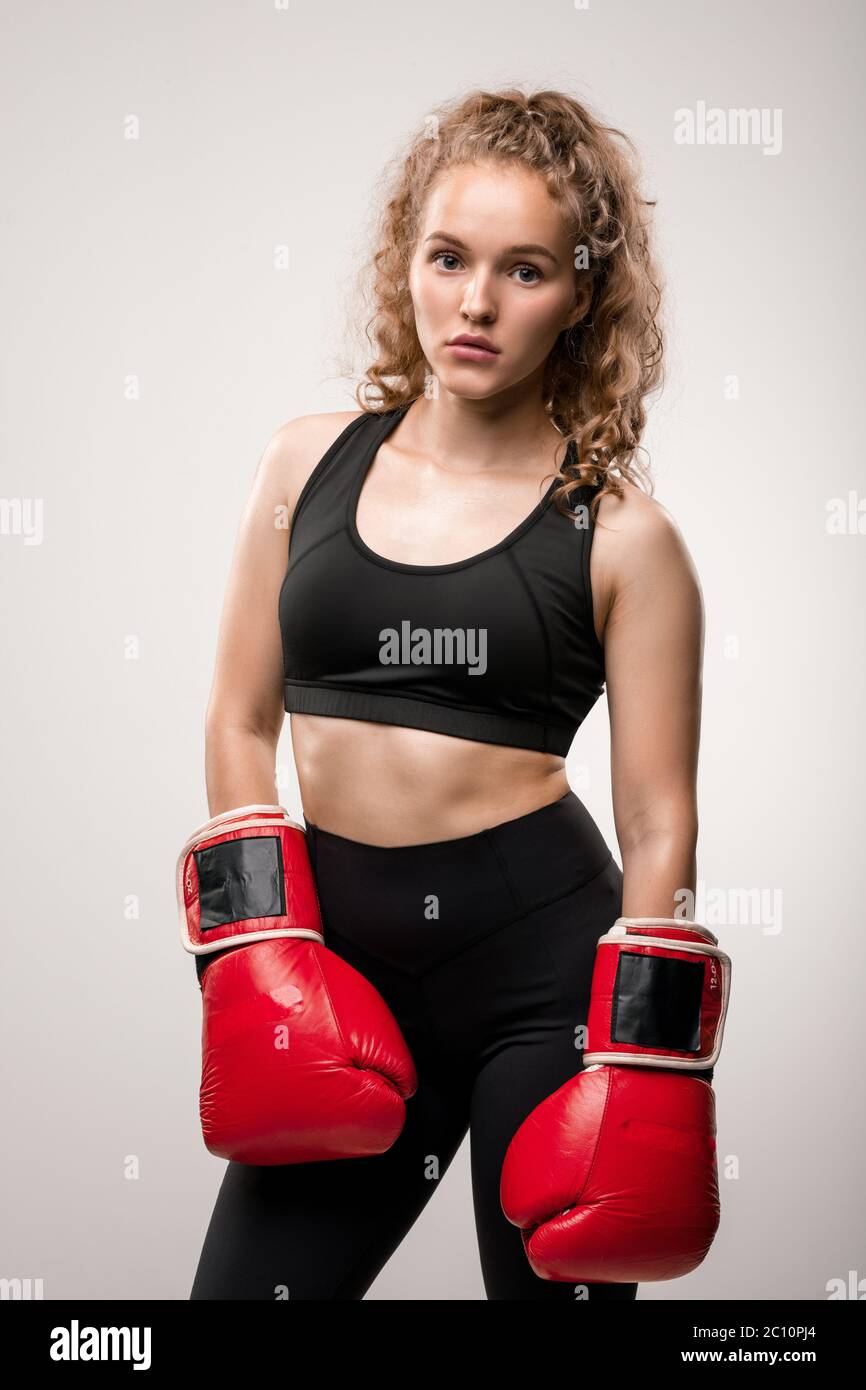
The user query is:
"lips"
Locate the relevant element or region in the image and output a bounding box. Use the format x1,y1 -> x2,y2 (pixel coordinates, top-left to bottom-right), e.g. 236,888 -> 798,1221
446,336 -> 501,361
448,335 -> 500,353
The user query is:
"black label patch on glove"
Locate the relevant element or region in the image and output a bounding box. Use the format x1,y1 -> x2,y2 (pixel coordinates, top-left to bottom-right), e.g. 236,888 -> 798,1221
194,834 -> 286,932
611,951 -> 704,1054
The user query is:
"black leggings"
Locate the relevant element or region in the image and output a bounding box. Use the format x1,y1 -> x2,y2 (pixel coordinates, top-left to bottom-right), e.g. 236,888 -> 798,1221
189,790 -> 638,1301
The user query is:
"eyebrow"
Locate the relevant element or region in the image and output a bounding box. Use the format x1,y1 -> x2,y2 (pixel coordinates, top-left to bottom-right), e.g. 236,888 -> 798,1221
423,231 -> 560,266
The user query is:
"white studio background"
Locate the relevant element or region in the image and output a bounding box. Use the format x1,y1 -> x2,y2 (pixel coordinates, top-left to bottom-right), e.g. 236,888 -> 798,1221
1,0 -> 864,1301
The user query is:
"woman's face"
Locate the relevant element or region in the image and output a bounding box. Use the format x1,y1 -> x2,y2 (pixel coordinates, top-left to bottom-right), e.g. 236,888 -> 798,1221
408,160 -> 587,400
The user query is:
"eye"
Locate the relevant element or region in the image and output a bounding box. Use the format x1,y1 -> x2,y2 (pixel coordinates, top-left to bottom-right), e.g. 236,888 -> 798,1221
511,264 -> 543,285
431,251 -> 463,271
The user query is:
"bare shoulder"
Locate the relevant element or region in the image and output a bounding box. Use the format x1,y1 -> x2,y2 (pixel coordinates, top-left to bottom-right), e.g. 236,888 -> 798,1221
597,482 -> 697,573
591,482 -> 702,631
256,409 -> 365,512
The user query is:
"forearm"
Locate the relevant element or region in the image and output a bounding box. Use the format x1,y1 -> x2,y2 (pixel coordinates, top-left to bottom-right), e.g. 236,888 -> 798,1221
204,723 -> 282,817
620,828 -> 697,920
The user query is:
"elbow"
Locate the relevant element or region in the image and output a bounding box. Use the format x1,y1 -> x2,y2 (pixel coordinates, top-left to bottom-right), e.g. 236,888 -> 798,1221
204,710 -> 283,749
619,814 -> 699,861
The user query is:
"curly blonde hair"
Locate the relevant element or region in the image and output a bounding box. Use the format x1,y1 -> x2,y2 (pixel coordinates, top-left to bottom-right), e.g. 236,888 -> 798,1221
350,86 -> 665,520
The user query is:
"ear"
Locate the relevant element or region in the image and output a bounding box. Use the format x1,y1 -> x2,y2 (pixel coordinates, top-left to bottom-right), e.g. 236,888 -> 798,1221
562,282 -> 593,333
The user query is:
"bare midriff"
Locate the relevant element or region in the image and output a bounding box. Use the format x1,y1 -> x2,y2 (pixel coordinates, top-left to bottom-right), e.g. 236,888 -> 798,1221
290,715 -> 570,846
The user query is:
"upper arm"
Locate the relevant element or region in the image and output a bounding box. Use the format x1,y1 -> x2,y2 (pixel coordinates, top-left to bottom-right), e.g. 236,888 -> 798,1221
594,487 -> 705,854
204,413 -> 353,741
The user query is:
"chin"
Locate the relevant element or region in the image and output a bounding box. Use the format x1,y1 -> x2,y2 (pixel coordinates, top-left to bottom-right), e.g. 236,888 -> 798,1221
431,371 -> 509,403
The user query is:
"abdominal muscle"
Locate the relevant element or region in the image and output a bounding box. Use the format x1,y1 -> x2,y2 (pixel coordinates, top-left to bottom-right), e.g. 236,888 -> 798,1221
290,715 -> 570,846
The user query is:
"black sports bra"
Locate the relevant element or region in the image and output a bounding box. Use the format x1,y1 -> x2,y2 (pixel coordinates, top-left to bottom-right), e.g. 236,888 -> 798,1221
278,402 -> 606,756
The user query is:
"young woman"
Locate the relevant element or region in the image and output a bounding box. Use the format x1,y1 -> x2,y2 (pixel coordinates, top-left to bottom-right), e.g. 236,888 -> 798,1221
187,87 -> 711,1301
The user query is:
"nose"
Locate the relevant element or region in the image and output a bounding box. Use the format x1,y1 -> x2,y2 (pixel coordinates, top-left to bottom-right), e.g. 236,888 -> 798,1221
460,269 -> 497,323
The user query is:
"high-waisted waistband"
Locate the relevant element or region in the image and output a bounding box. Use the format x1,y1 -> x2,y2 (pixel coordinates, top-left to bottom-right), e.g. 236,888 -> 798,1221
302,791 -> 614,975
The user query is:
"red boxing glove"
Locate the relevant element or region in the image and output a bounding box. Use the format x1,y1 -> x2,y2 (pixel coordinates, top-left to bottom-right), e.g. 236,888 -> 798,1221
500,917 -> 731,1283
177,804 -> 418,1164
